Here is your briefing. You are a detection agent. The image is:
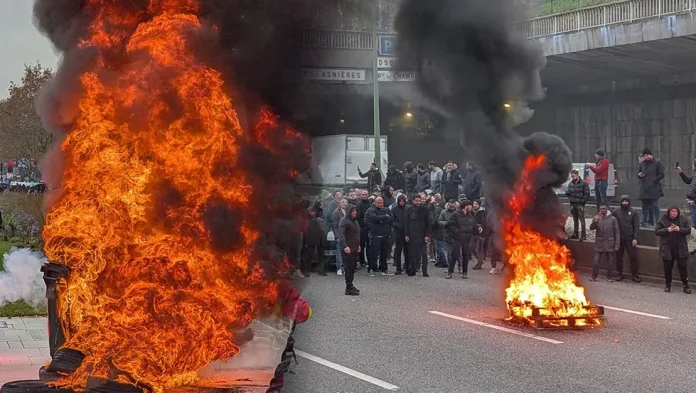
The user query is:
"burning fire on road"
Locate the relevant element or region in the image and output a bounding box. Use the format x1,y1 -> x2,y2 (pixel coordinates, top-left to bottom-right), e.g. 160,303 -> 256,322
16,0 -> 314,392
504,156 -> 605,329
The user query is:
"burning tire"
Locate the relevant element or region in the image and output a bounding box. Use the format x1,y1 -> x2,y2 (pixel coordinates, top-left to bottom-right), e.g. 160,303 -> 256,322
0,381 -> 72,393
46,348 -> 85,375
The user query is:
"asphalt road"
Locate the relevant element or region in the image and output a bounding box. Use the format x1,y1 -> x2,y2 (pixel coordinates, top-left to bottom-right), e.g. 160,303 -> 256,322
283,264 -> 696,393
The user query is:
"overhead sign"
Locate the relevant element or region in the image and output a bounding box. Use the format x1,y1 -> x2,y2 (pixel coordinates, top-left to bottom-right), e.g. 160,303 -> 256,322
301,68 -> 366,82
378,35 -> 396,56
377,71 -> 417,82
377,57 -> 395,69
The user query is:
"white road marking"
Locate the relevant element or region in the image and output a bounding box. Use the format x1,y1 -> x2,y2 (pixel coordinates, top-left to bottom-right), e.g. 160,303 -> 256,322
429,311 -> 564,345
601,305 -> 671,320
295,349 -> 400,391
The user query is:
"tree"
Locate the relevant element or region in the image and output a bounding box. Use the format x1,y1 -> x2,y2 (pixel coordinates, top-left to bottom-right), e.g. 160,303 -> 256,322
0,63 -> 54,165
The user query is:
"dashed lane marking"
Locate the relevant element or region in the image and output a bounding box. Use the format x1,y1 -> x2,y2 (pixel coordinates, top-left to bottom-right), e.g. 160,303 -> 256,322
295,349 -> 400,391
429,311 -> 564,344
601,305 -> 671,320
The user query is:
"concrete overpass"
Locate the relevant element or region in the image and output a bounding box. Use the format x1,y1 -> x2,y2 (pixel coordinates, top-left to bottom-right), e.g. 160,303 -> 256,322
292,0 -> 696,192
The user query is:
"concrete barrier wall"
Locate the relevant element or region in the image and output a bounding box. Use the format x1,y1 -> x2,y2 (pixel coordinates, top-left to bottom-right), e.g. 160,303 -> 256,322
565,239 -> 696,284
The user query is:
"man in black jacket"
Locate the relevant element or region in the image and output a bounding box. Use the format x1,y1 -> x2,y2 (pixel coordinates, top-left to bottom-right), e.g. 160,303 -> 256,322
358,162 -> 381,194
441,161 -> 462,202
655,206 -> 692,294
405,194 -> 431,277
356,190 -> 372,266
613,195 -> 641,283
365,197 -> 394,276
383,165 -> 405,192
638,148 -> 665,227
416,163 -> 431,193
302,208 -> 326,277
391,194 -> 409,275
676,159 -> 696,230
471,200 -> 488,270
446,200 -> 481,279
566,169 -> 590,240
404,161 -> 418,197
339,205 -> 362,296
463,161 -> 482,201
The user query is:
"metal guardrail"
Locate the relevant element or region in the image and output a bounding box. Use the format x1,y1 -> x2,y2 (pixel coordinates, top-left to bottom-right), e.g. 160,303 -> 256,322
294,0 -> 696,49
527,0 -> 695,38
292,29 -> 374,50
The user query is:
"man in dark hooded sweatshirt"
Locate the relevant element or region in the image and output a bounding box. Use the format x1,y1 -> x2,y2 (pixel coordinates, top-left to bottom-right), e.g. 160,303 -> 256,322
404,161 -> 418,197
416,163 -> 431,193
339,205 -> 361,296
365,197 -> 394,275
655,206 -> 692,294
405,193 -> 431,277
383,165 -> 405,191
463,161 -> 482,201
612,195 -> 641,282
441,161 -> 462,203
302,207 -> 326,277
391,194 -> 410,274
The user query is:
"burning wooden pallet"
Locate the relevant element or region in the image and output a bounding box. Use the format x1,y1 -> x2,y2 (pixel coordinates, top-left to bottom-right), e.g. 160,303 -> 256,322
509,305 -> 606,329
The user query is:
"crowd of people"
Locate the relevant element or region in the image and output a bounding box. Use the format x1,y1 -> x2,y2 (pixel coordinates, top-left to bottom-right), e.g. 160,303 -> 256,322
299,160 -> 498,296
295,148 -> 696,297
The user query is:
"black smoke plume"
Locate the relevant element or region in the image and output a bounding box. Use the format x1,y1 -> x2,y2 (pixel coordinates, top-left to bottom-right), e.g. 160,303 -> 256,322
394,0 -> 571,238
32,0 -> 353,273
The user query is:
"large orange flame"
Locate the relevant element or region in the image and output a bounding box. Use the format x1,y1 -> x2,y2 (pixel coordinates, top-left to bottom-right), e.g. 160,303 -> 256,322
42,1 -> 305,391
504,156 -> 602,327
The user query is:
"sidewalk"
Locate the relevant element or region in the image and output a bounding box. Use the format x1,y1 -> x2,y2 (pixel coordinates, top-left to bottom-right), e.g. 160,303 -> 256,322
0,317 -> 50,384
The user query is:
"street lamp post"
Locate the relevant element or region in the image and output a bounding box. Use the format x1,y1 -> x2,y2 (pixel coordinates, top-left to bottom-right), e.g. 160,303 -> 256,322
372,0 -> 381,171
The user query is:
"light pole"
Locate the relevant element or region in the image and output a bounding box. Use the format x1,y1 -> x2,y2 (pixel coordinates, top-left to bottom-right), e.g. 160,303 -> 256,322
372,0 -> 381,170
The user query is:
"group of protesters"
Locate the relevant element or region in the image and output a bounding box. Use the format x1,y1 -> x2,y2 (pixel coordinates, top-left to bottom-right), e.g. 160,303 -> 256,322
566,148 -> 696,294
299,160 -> 506,296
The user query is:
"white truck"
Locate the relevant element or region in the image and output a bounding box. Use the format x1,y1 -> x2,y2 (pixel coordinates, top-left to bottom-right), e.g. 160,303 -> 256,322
298,134 -> 389,186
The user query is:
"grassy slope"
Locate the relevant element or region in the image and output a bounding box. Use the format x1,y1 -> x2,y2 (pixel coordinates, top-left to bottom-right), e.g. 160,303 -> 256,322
539,0 -> 614,16
0,241 -> 48,317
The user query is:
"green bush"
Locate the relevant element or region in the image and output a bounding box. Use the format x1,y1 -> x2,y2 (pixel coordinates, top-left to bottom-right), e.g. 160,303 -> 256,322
0,300 -> 47,317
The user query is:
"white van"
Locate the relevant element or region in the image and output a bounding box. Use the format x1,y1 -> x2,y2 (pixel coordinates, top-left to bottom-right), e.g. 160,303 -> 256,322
555,163 -> 616,199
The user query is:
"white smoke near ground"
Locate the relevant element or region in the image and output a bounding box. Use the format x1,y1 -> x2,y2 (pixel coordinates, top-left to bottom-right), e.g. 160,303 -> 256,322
0,248 -> 47,308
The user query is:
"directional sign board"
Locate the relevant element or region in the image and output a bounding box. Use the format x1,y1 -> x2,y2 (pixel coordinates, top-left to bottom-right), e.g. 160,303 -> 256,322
377,71 -> 417,82
377,57 -> 395,69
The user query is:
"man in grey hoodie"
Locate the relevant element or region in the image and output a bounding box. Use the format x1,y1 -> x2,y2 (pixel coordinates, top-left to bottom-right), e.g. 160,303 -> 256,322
428,161 -> 443,194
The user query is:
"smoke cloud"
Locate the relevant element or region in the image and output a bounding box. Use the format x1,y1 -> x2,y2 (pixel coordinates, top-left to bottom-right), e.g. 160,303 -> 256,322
0,248 -> 47,309
394,0 -> 571,237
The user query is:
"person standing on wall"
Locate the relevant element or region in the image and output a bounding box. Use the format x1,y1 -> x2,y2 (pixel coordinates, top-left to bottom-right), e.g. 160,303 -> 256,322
638,148 -> 664,227
655,206 -> 692,294
587,149 -> 610,209
566,169 -> 590,241
358,162 -> 382,194
675,160 -> 696,236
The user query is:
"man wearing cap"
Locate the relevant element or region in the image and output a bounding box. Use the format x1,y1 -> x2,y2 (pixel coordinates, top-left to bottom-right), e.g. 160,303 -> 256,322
638,148 -> 664,227
587,149 -> 610,209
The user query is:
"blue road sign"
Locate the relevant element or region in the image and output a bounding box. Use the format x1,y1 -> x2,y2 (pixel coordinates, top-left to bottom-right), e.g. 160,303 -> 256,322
379,35 -> 396,56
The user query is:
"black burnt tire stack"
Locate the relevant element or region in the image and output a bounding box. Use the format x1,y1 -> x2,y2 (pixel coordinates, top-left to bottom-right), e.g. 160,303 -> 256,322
0,381 -> 73,393
39,348 -> 86,381
85,378 -> 144,393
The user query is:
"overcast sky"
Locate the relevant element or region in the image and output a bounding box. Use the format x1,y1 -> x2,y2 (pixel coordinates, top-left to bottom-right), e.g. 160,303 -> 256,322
0,0 -> 59,98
